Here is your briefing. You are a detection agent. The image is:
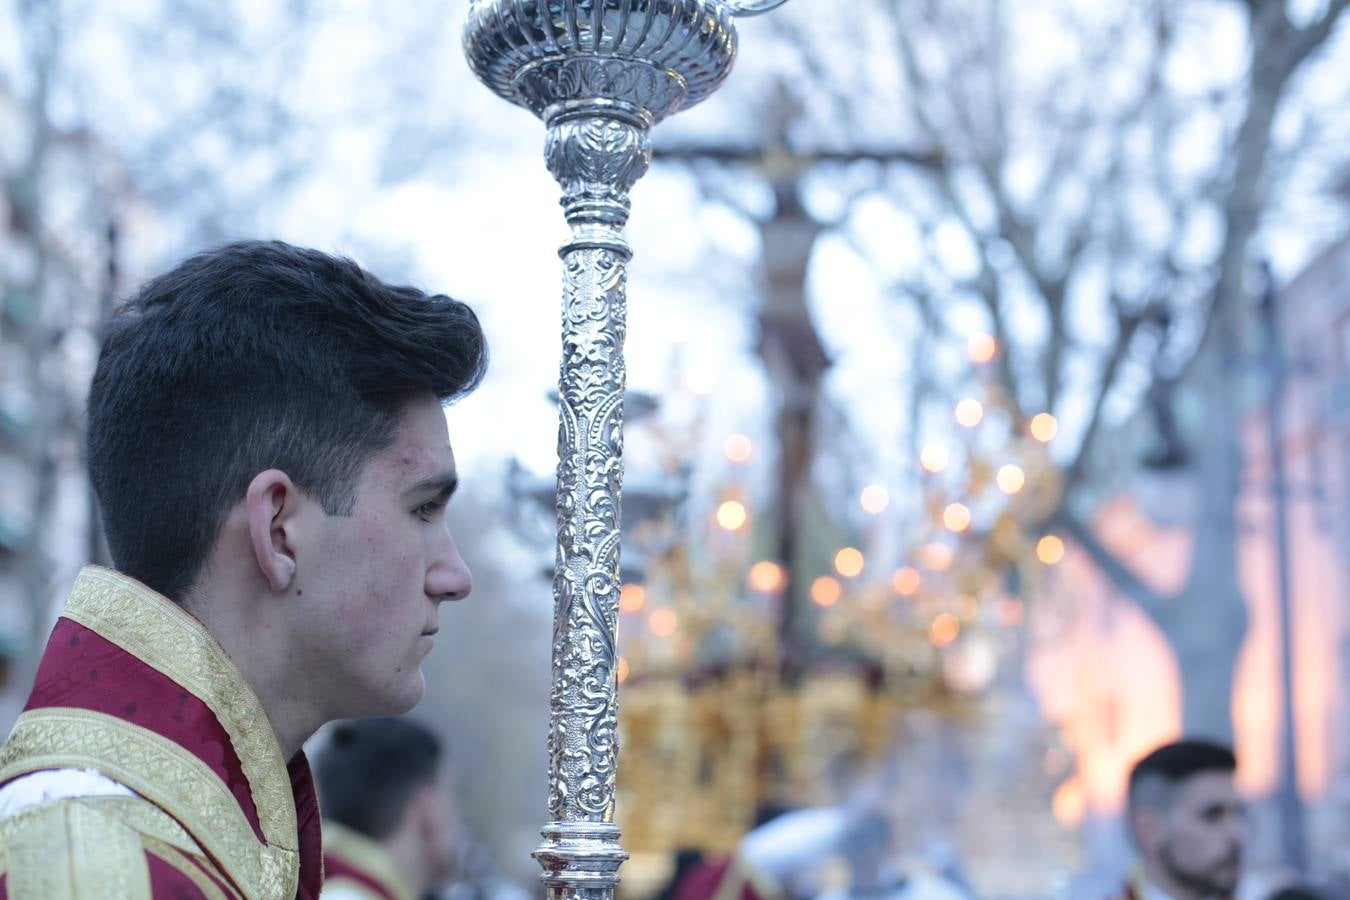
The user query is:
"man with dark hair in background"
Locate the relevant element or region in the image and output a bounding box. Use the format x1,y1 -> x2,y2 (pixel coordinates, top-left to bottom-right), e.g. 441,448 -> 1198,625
316,718 -> 458,900
0,241 -> 486,898
1112,740 -> 1247,900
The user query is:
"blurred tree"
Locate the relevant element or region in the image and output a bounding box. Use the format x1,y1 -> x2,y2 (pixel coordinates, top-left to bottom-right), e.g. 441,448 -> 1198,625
0,0 -> 460,675
0,0 -> 120,689
777,0 -> 1350,743
703,3 -> 1350,877
0,0 -> 320,701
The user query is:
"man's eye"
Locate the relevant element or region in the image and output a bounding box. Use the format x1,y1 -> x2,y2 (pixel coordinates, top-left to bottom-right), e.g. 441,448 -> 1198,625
414,500 -> 446,521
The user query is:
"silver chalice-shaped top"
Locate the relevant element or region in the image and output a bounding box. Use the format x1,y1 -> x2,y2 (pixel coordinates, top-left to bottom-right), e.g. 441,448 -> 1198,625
465,0 -> 789,123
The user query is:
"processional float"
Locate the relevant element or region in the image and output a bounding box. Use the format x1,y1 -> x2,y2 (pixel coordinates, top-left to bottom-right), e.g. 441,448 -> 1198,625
463,2 -> 792,897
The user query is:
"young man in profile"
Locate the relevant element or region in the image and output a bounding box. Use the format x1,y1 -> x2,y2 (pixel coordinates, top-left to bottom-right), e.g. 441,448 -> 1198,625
1113,740 -> 1248,900
316,717 -> 458,900
0,241 -> 486,898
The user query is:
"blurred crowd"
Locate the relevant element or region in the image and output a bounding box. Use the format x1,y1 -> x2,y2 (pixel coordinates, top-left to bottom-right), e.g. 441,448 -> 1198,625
323,722 -> 1348,900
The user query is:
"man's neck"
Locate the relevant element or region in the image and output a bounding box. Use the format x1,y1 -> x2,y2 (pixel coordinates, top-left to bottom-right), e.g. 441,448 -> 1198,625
1139,864 -> 1220,900
184,589 -> 316,759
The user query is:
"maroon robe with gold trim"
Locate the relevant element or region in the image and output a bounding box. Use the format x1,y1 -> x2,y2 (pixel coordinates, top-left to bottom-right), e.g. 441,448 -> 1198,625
0,566 -> 324,899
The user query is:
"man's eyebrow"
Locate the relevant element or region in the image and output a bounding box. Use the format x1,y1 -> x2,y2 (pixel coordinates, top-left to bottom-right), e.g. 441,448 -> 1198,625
405,471 -> 459,499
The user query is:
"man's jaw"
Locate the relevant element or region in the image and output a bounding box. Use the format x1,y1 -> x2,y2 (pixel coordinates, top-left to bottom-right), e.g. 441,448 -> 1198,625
1158,846 -> 1241,897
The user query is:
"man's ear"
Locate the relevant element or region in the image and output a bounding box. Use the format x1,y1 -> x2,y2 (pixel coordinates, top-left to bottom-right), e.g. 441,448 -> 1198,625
1130,807 -> 1161,851
411,783 -> 438,835
246,469 -> 300,592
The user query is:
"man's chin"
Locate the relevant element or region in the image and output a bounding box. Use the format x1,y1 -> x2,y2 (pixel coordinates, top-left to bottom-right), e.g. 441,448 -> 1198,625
390,669 -> 427,714
1207,862 -> 1241,894
345,672 -> 426,720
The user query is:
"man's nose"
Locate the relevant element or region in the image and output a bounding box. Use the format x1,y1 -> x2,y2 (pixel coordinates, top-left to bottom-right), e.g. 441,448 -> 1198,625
427,533 -> 473,602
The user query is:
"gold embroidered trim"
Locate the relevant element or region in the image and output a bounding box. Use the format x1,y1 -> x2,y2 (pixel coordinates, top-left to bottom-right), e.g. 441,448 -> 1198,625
0,707 -> 296,899
1,797 -> 153,899
143,835 -> 237,900
61,566 -> 298,851
80,794 -> 203,857
322,821 -> 417,900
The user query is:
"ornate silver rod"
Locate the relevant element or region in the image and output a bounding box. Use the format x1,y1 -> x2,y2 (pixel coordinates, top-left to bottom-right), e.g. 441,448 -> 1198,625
463,4 -> 794,898
536,100 -> 650,897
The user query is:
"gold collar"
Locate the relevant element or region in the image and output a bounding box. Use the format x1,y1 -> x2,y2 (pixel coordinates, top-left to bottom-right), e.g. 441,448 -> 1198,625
0,566 -> 300,898
322,821 -> 417,900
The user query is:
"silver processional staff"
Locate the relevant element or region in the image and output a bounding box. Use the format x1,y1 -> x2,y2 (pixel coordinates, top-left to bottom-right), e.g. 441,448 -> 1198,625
463,3 -> 794,898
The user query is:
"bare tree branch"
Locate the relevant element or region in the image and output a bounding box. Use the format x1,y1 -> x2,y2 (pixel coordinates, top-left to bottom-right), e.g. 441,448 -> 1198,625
1285,0 -> 1350,75
1062,306 -> 1144,490
1052,507 -> 1170,622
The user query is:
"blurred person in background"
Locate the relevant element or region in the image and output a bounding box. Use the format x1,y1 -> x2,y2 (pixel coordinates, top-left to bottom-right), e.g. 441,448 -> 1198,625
812,810 -> 970,900
316,717 -> 460,900
0,241 -> 485,897
667,803 -> 971,900
670,804 -> 848,900
1112,740 -> 1247,900
653,848 -> 708,900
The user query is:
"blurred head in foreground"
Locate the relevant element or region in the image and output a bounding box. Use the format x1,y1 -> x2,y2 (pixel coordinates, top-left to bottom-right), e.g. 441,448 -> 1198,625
317,717 -> 458,898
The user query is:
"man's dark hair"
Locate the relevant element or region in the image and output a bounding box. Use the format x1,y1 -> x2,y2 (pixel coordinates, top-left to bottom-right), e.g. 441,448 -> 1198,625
1127,739 -> 1237,816
87,240 -> 488,601
316,717 -> 443,840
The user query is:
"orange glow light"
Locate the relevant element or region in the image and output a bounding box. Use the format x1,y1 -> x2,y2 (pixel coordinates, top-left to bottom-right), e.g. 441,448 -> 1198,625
617,657 -> 631,684
1030,412 -> 1059,442
724,434 -> 753,463
748,560 -> 786,592
943,503 -> 972,533
929,613 -> 960,647
1052,778 -> 1086,827
811,576 -> 842,607
834,547 -> 865,578
954,398 -> 984,428
716,500 -> 748,531
1037,534 -> 1066,565
860,484 -> 890,515
619,583 -> 647,613
997,464 -> 1026,494
922,543 -> 954,572
892,566 -> 922,596
967,333 -> 997,364
920,443 -> 950,473
649,608 -> 678,637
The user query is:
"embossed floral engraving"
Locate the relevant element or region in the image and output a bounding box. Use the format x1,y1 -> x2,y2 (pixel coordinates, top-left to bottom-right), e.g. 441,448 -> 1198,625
520,58 -> 688,122
546,117 -> 651,225
538,95 -> 639,894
